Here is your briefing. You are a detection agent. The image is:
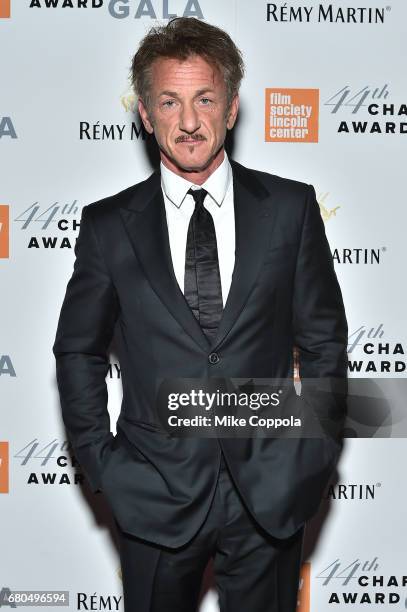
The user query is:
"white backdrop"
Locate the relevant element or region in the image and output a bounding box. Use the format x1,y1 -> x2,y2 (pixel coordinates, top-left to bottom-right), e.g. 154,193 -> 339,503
1,1 -> 407,610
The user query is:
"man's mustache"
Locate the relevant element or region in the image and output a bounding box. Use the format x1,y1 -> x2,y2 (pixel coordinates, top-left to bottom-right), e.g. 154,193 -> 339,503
175,135 -> 207,143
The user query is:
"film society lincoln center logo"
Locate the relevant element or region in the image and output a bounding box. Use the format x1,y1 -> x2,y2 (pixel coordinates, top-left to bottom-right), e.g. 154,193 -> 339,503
265,88 -> 319,142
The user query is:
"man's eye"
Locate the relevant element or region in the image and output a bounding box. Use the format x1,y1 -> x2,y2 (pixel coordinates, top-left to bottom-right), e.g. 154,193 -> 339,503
200,98 -> 211,105
163,100 -> 175,107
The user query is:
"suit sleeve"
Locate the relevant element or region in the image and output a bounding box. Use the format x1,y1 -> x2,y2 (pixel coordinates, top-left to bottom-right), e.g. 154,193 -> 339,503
292,184 -> 348,444
52,205 -> 120,493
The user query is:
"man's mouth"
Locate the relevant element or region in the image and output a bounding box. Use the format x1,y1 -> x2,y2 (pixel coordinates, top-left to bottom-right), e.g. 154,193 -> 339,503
178,139 -> 204,145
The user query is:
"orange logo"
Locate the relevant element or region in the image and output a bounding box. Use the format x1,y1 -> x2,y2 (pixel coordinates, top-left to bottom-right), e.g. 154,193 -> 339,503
0,442 -> 9,493
0,0 -> 10,18
0,205 -> 9,258
298,562 -> 311,611
265,88 -> 319,143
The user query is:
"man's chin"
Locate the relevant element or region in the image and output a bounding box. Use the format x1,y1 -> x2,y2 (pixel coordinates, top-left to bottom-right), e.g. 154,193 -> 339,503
179,159 -> 215,175
177,161 -> 210,173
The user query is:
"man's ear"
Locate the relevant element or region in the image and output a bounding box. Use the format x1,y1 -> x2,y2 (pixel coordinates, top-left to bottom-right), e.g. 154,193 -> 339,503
226,94 -> 239,130
138,98 -> 154,134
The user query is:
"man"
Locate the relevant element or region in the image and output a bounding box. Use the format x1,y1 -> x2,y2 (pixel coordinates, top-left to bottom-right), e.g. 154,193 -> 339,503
52,16 -> 348,612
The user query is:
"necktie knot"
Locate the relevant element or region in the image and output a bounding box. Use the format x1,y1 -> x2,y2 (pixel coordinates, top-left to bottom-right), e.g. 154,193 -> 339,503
187,187 -> 208,211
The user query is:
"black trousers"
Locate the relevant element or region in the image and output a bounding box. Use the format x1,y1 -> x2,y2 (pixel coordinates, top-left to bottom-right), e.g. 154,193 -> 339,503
116,453 -> 305,612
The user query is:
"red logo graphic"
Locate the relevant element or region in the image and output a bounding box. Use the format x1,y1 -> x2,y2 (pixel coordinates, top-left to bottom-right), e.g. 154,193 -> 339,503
0,205 -> 9,258
0,0 -> 10,18
298,562 -> 310,611
0,442 -> 9,493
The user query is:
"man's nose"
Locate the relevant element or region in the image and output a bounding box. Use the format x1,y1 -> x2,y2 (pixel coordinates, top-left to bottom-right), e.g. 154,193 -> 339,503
179,102 -> 201,133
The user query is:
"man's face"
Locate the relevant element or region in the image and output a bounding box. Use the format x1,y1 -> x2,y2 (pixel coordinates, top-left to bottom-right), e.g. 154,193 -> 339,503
138,54 -> 239,176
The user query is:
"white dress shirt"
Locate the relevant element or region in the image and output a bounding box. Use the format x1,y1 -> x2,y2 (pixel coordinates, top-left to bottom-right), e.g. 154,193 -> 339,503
160,151 -> 235,307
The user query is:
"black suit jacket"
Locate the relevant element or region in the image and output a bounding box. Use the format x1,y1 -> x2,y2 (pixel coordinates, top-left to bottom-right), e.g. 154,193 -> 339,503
52,158 -> 348,547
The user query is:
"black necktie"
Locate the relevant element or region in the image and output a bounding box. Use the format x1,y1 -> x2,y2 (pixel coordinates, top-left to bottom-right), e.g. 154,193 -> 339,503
184,187 -> 223,343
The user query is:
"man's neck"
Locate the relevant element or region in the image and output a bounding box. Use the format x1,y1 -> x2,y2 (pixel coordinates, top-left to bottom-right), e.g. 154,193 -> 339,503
160,147 -> 225,185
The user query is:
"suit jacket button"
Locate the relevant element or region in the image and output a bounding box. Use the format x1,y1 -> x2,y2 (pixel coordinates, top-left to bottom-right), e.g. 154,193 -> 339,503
208,352 -> 220,364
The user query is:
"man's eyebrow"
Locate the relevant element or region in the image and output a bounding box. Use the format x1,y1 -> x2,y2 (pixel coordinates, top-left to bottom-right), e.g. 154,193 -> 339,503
194,88 -> 216,96
158,88 -> 216,98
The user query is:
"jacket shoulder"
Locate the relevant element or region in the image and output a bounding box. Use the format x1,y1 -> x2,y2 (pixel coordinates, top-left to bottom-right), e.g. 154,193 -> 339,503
83,170 -> 158,219
230,158 -> 310,199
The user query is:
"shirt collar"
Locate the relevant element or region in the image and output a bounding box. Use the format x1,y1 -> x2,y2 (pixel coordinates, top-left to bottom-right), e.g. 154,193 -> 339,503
160,150 -> 231,209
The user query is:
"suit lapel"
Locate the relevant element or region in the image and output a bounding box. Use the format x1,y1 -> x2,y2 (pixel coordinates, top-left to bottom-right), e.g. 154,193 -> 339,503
118,159 -> 277,353
119,171 -> 211,352
211,159 -> 277,348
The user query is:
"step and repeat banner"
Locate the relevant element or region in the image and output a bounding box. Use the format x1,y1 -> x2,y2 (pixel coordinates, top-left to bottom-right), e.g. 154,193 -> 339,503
1,1 -> 406,610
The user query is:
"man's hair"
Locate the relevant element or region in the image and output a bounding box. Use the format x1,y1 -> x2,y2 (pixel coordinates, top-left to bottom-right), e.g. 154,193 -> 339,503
130,17 -> 245,114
